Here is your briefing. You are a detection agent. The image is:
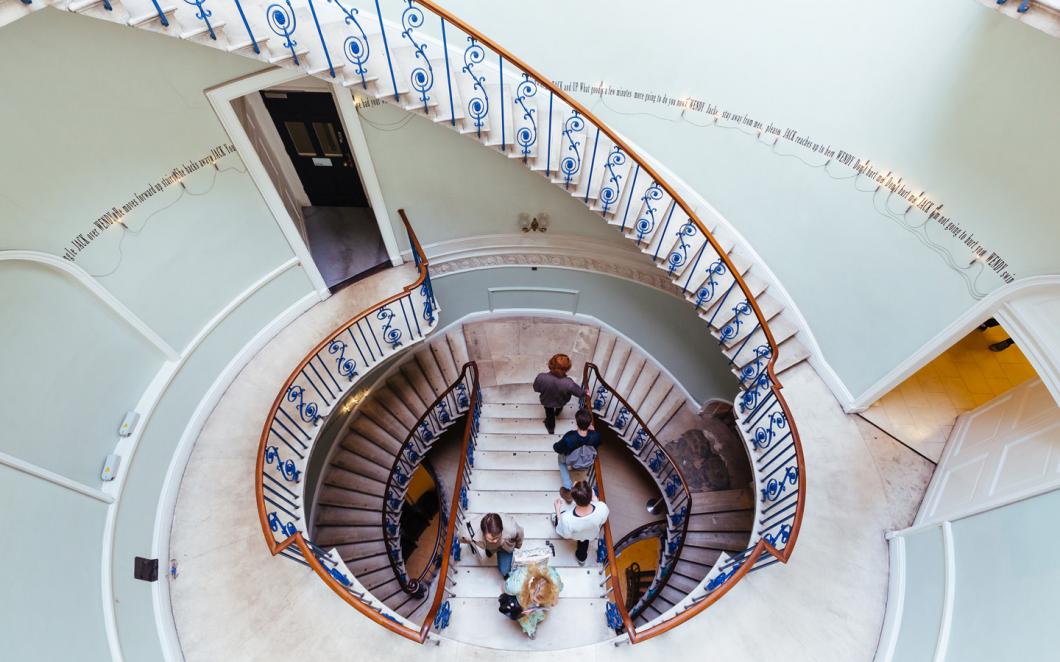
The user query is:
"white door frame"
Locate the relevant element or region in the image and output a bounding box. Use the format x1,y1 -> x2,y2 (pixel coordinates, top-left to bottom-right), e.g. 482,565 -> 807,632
848,275 -> 1060,412
205,68 -> 403,300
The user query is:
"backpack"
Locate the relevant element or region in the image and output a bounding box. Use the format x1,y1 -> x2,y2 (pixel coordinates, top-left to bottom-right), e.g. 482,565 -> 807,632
565,444 -> 597,471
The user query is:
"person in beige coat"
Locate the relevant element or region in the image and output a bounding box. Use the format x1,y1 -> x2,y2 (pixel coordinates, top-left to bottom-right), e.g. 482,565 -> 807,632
464,512 -> 524,578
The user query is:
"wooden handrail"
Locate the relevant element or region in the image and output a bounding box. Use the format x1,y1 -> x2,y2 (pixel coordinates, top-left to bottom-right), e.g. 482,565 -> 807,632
294,532 -> 425,642
380,363 -> 476,595
583,362 -> 692,637
253,211 -> 435,640
588,437 -> 636,641
417,361 -> 480,640
255,208 -> 430,555
413,0 -> 804,564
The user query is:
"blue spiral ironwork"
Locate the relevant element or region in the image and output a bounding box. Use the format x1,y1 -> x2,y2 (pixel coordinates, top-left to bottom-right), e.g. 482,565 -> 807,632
437,400 -> 451,424
706,559 -> 743,591
599,146 -> 627,214
664,473 -> 682,498
669,505 -> 687,527
400,1 -> 433,112
694,259 -> 728,309
327,565 -> 353,587
433,600 -> 451,629
267,512 -> 298,537
459,485 -> 468,509
455,382 -> 470,409
630,427 -> 647,451
615,405 -> 630,430
738,345 -> 772,383
667,219 -> 697,276
450,536 -> 461,561
596,538 -> 608,563
513,74 -> 538,162
266,0 -> 299,65
286,385 -> 320,424
559,111 -> 585,188
752,411 -> 788,450
327,340 -> 358,380
762,466 -> 799,501
394,467 -> 409,486
329,0 -> 370,87
466,441 -> 475,467
593,384 -> 607,411
183,0 -> 216,39
421,277 -> 436,324
635,183 -> 664,244
666,533 -> 682,556
462,37 -> 489,137
718,300 -> 753,342
739,372 -> 771,413
376,307 -> 402,349
605,601 -> 623,630
648,450 -> 664,473
418,420 -> 434,441
764,524 -> 793,548
264,445 -> 301,482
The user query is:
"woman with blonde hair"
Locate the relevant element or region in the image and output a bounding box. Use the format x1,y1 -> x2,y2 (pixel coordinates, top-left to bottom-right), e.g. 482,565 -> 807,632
532,353 -> 585,434
500,562 -> 563,639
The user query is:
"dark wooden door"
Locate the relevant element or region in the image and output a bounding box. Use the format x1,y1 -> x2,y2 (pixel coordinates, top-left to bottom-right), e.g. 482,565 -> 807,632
260,90 -> 369,207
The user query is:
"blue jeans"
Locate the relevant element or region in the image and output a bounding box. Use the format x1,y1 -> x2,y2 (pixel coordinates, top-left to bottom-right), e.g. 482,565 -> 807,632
496,549 -> 513,577
557,454 -> 573,490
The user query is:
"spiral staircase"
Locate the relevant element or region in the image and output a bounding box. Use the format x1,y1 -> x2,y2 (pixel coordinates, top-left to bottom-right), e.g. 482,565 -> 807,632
0,0 -> 809,650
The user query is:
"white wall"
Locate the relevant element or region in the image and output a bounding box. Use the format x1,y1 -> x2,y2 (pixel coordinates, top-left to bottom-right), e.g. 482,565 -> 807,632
433,0 -> 1060,399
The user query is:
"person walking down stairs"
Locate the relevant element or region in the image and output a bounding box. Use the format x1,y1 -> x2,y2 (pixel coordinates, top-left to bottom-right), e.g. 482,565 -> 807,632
464,513 -> 525,578
533,354 -> 585,434
553,481 -> 610,566
552,409 -> 601,504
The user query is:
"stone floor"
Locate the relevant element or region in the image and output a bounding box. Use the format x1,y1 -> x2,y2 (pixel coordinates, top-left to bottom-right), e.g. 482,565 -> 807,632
861,322 -> 1038,462
169,280 -> 936,661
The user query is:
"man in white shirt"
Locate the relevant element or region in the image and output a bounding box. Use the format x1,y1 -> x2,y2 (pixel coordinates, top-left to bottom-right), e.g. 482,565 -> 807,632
552,480 -> 610,566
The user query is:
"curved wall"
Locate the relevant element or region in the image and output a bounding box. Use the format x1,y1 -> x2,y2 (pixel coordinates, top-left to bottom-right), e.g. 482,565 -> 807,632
430,0 -> 1060,399
0,11 -> 318,661
431,266 -> 736,403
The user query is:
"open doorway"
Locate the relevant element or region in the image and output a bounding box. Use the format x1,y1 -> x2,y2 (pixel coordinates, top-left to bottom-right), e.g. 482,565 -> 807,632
234,81 -> 392,292
860,317 -> 1040,462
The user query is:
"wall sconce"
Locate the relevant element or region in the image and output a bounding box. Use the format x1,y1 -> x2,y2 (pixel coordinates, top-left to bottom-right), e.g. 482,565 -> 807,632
518,212 -> 550,233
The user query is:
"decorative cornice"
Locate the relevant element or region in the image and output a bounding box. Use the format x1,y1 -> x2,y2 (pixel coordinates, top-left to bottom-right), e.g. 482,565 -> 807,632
410,234 -> 685,298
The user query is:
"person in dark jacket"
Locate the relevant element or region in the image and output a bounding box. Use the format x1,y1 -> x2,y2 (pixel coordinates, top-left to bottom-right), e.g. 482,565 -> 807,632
552,409 -> 601,503
532,353 -> 585,434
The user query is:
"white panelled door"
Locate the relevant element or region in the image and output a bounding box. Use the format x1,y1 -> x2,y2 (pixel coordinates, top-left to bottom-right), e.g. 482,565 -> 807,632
917,378 -> 1060,525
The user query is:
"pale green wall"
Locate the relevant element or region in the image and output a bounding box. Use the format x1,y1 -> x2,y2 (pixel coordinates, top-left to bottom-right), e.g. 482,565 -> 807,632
358,101 -> 629,249
0,464 -> 112,661
892,489 -> 1060,662
432,0 -> 1060,398
433,267 -> 736,403
0,9 -> 318,662
0,261 -> 160,486
0,8 -> 295,351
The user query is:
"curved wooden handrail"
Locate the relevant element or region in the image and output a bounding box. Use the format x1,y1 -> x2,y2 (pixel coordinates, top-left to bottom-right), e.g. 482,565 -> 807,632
417,361 -> 480,640
380,363 -> 476,595
413,0 -> 804,562
253,210 -> 434,640
589,440 -> 636,641
255,209 -> 429,555
583,362 -> 692,637
294,532 -> 425,643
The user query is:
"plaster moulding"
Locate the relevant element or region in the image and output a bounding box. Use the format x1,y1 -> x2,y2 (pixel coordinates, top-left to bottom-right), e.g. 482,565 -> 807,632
408,234 -> 684,297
